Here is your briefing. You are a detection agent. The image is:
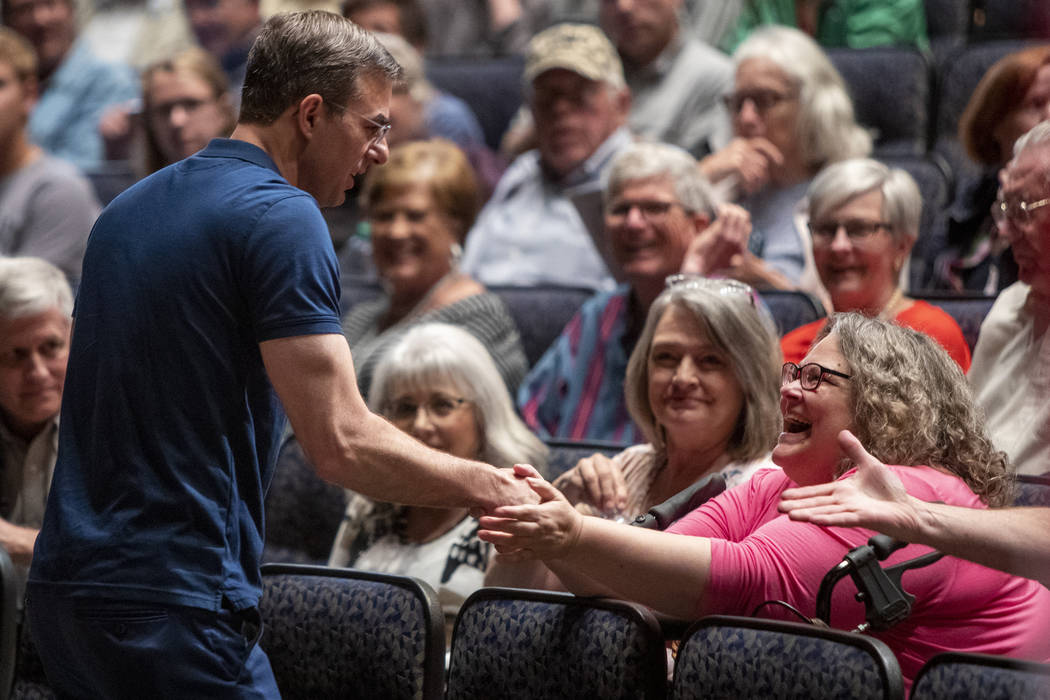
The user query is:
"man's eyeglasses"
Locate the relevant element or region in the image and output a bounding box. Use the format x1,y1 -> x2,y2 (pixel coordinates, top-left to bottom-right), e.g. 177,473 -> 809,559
385,394 -> 469,424
664,274 -> 757,306
991,196 -> 1050,229
343,109 -> 391,148
722,89 -> 796,115
607,200 -> 688,224
781,362 -> 852,391
808,219 -> 892,245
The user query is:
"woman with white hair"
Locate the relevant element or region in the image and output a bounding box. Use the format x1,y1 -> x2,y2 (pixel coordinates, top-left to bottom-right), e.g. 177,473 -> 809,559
329,323 -> 547,619
781,157 -> 970,370
699,26 -> 871,295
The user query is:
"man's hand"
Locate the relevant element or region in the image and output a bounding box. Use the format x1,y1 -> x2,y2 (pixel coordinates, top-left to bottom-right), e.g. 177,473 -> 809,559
680,203 -> 751,277
478,471 -> 583,561
778,430 -> 921,540
552,452 -> 627,514
699,137 -> 783,195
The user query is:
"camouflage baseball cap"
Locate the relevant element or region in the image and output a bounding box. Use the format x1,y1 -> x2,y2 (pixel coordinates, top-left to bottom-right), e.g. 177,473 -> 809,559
523,23 -> 625,88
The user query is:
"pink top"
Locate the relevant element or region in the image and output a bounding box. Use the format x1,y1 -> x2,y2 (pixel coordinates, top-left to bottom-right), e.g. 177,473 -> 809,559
667,467 -> 1050,690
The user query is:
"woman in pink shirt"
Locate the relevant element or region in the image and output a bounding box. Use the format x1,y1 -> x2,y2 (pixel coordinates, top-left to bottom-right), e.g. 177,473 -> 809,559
481,313 -> 1050,691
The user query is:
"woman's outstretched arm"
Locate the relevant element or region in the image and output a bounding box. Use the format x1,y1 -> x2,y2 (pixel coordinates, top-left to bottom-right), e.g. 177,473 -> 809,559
479,473 -> 713,619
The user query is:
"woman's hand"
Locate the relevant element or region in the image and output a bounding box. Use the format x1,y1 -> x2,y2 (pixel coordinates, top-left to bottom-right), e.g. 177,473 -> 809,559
478,468 -> 585,562
778,430 -> 921,540
699,137 -> 783,195
552,452 -> 627,514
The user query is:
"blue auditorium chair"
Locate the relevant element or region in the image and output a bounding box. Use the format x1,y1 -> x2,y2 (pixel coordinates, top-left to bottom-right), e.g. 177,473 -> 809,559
1013,474 -> 1050,507
670,615 -> 904,700
909,293 -> 995,352
259,564 -> 445,700
827,47 -> 932,157
758,289 -> 826,336
880,155 -> 953,291
426,56 -> 525,151
446,587 -> 667,700
911,651 -> 1050,699
262,436 -> 348,566
489,284 -> 597,368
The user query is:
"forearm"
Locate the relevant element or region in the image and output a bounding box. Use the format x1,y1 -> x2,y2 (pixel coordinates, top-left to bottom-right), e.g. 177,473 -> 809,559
311,411 -> 509,510
263,334 -> 523,512
910,502 -> 1050,586
548,518 -> 711,619
0,518 -> 38,566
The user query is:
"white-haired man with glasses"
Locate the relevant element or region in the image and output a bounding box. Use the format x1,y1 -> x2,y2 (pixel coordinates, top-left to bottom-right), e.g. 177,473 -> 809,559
518,141 -> 753,442
966,120 -> 1050,476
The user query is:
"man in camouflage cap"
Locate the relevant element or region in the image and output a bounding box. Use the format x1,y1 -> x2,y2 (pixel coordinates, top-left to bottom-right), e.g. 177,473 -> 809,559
461,23 -> 632,291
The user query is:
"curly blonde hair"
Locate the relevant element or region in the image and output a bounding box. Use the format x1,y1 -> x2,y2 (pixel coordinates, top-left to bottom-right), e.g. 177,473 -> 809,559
819,313 -> 1010,506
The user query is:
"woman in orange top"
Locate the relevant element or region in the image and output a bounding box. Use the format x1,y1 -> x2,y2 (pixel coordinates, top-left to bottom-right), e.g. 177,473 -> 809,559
781,158 -> 970,369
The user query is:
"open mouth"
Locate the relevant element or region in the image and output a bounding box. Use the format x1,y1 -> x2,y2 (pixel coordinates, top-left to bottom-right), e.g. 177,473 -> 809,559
783,417 -> 811,434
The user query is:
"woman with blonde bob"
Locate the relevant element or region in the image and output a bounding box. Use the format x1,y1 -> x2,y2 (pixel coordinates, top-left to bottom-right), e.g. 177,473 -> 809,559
699,26 -> 871,295
480,314 -> 1049,691
782,158 -> 971,370
330,323 -> 546,619
487,277 -> 781,589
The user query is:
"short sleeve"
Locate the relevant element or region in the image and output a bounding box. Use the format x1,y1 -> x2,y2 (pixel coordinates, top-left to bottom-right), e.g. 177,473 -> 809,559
241,194 -> 342,341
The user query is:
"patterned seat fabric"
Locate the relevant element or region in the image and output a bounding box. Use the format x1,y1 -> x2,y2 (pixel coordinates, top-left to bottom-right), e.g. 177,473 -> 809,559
446,589 -> 666,700
259,566 -> 444,700
10,619 -> 55,700
911,652 -> 1050,699
671,616 -> 903,700
262,436 -> 349,565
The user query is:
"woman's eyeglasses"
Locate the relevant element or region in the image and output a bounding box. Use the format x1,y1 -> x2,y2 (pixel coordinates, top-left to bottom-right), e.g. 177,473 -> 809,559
808,219 -> 892,245
385,394 -> 469,424
664,274 -> 757,306
781,362 -> 851,391
722,89 -> 797,115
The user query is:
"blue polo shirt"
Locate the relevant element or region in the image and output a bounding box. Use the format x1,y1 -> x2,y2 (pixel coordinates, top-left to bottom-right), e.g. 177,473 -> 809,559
29,139 -> 343,611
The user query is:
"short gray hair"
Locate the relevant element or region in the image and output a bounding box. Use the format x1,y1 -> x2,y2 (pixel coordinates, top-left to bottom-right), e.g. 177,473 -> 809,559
624,281 -> 782,463
605,141 -> 719,218
240,10 -> 402,124
733,26 -> 871,169
369,323 -> 549,472
0,257 -> 73,320
808,158 -> 922,244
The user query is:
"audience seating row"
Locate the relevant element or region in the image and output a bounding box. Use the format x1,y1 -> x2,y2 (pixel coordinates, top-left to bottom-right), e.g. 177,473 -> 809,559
7,469 -> 1050,697
241,566 -> 1050,699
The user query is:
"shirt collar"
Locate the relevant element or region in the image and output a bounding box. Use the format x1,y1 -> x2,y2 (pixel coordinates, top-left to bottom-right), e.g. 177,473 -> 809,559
554,126 -> 634,189
196,138 -> 283,177
0,413 -> 59,450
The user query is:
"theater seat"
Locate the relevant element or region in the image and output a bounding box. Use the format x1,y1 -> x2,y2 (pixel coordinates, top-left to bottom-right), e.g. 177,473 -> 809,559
671,615 -> 904,700
911,651 -> 1050,699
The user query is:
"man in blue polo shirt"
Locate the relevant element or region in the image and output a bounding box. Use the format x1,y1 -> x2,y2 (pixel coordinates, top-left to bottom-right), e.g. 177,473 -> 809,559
26,11 -> 536,697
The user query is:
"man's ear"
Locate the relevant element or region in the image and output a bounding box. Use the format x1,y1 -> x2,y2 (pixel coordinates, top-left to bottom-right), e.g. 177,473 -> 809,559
615,86 -> 632,120
295,93 -> 325,138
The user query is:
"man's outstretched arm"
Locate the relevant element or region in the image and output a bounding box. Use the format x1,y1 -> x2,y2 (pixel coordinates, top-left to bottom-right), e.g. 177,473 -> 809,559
779,430 -> 1050,586
261,333 -> 537,512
